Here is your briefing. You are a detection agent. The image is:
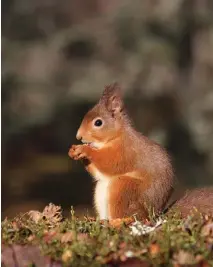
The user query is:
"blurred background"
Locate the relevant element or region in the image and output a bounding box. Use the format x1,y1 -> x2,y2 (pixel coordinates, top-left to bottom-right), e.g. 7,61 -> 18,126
2,0 -> 213,219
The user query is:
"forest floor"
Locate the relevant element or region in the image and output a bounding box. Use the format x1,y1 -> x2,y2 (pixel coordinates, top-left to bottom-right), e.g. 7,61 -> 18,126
1,204 -> 213,267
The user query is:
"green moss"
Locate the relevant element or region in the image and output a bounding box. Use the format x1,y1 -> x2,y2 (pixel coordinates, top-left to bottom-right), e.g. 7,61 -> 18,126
2,205 -> 213,266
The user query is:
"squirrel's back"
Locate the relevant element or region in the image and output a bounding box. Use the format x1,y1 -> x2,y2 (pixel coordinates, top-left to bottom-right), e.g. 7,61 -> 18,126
126,129 -> 174,211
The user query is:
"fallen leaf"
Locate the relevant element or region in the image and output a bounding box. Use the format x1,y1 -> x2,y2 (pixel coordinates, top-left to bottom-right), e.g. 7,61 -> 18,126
201,260 -> 211,267
42,203 -> 63,226
28,211 -> 42,224
120,254 -> 127,262
109,217 -> 134,228
12,221 -> 21,231
173,250 -> 196,265
149,243 -> 160,257
77,233 -> 89,242
119,242 -> 127,249
62,250 -> 72,262
43,230 -> 61,243
195,254 -> 204,262
61,232 -> 74,243
27,235 -> 35,242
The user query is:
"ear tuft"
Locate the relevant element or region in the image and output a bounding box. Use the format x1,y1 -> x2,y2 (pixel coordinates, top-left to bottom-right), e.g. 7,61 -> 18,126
100,83 -> 123,115
102,82 -> 121,98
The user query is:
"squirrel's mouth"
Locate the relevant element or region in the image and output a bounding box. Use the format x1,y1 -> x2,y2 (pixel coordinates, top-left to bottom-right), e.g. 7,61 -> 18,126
81,140 -> 94,147
81,139 -> 101,149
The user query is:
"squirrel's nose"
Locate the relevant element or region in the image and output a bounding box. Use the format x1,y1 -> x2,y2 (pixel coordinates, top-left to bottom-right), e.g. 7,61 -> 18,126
76,130 -> 82,141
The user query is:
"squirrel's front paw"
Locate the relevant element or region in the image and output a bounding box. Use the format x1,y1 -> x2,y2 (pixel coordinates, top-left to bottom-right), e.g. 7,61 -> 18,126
68,145 -> 89,160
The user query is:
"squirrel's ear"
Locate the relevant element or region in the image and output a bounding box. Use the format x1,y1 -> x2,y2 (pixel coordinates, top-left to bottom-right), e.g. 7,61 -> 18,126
100,83 -> 123,116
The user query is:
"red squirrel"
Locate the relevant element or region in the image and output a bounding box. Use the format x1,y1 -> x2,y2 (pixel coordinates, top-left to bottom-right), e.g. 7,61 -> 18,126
68,83 -> 213,220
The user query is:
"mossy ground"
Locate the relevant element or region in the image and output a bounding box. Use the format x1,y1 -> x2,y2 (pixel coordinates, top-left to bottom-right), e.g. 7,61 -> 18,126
1,204 -> 213,267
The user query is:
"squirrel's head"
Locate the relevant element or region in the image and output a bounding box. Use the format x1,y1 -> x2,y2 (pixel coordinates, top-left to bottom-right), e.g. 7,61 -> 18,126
76,83 -> 128,148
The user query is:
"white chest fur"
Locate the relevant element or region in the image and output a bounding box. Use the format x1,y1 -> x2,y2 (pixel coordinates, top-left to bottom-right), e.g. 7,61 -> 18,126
93,167 -> 111,220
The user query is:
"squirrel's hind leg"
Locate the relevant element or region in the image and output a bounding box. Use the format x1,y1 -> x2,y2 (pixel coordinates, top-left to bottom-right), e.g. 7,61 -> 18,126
108,176 -> 148,220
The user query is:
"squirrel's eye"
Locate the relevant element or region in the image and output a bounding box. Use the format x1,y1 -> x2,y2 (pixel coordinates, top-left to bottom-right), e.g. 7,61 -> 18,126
94,119 -> 103,127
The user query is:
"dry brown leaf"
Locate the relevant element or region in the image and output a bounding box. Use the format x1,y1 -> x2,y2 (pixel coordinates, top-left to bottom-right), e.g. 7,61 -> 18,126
149,243 -> 160,257
29,204 -> 62,227
27,235 -> 35,242
119,242 -> 127,249
173,250 -> 196,265
201,261 -> 211,267
195,255 -> 211,267
42,203 -> 62,226
43,230 -> 57,243
196,254 -> 204,262
12,221 -> 22,231
77,233 -> 89,242
28,211 -> 42,223
61,232 -> 74,243
109,217 -> 134,228
61,250 -> 72,262
43,230 -> 61,243
120,254 -> 127,262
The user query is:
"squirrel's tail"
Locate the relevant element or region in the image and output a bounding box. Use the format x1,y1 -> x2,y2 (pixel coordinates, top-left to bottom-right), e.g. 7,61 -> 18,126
164,187 -> 213,217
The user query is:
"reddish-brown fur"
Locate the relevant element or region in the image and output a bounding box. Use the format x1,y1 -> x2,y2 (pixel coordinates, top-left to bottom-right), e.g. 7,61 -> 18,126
108,176 -> 150,219
69,83 -> 174,220
171,187 -> 213,217
68,83 -> 213,220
